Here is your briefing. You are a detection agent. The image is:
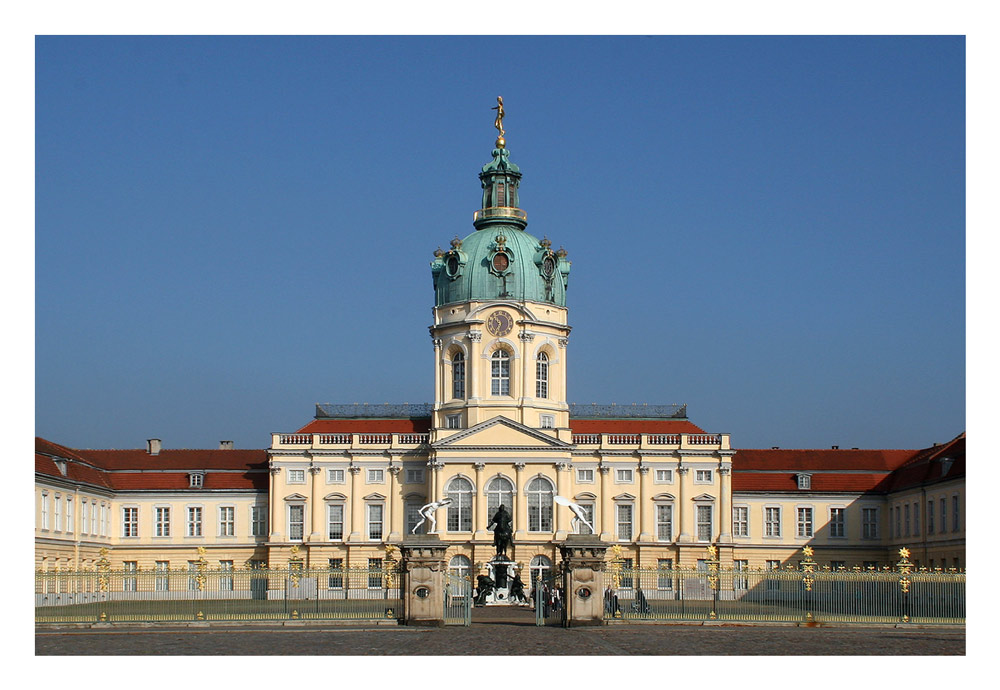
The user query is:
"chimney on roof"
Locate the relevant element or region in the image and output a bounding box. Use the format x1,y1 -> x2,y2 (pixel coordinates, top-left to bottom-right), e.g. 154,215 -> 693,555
771,446 -> 779,450
219,441 -> 234,450
831,445 -> 839,450
147,439 -> 161,455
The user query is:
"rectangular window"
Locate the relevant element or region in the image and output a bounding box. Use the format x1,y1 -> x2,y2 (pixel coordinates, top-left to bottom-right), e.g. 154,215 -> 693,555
696,505 -> 713,542
367,468 -> 384,484
952,495 -> 960,532
101,503 -> 109,536
829,508 -> 846,538
895,505 -> 901,538
368,558 -> 383,589
251,505 -> 267,537
655,468 -> 672,483
797,474 -> 811,490
122,507 -> 139,537
189,473 -> 203,488
540,414 -> 554,429
904,504 -> 910,537
620,558 -> 634,589
796,507 -> 813,537
155,507 -> 171,537
862,507 -> 879,539
616,504 -> 633,541
766,560 -> 781,590
732,506 -> 748,537
80,500 -> 87,534
123,561 -> 137,592
288,469 -> 305,484
187,507 -> 203,537
155,561 -> 169,591
288,504 -> 305,541
219,561 -> 234,591
405,501 -> 424,535
328,558 -> 344,589
65,497 -> 73,534
912,501 -> 920,535
695,469 -> 713,483
328,504 -> 344,540
90,500 -> 98,534
577,468 -> 594,483
927,500 -> 935,535
576,503 -> 595,535
657,559 -> 673,589
491,352 -> 510,395
405,468 -> 425,484
764,507 -> 781,537
218,506 -> 235,536
940,498 -> 946,533
657,504 -> 673,541
54,494 -> 62,531
367,504 -> 384,541
616,468 -> 633,483
733,560 -> 749,590
446,414 -> 462,429
328,468 -> 345,483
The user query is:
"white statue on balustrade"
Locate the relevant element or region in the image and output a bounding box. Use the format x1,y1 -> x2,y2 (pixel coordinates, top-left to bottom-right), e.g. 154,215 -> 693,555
554,495 -> 595,535
412,497 -> 453,534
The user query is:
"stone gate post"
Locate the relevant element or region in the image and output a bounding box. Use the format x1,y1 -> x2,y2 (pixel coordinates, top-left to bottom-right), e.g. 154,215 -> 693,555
559,534 -> 608,627
400,535 -> 449,626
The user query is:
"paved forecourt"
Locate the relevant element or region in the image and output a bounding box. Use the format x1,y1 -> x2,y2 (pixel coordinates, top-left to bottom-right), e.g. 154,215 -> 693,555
36,623 -> 965,656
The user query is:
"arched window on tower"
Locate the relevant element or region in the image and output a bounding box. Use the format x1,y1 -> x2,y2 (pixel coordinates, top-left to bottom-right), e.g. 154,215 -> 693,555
536,351 -> 549,399
446,477 -> 474,532
491,349 -> 511,396
527,476 -> 554,532
452,351 -> 465,399
486,475 -> 515,526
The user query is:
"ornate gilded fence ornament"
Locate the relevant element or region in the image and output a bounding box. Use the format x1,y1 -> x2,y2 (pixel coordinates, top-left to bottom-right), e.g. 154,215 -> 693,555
897,546 -> 914,623
705,545 -> 721,620
800,546 -> 818,623
609,544 -> 624,589
195,546 -> 209,591
288,545 -> 303,586
96,547 -> 111,592
383,544 -> 398,589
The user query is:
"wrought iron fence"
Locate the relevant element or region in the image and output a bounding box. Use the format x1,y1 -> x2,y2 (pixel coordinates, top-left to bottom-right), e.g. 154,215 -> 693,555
35,567 -> 402,624
603,566 -> 965,625
443,572 -> 472,626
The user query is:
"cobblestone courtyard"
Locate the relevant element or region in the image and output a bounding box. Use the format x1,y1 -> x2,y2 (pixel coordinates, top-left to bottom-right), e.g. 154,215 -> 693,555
35,622 -> 965,656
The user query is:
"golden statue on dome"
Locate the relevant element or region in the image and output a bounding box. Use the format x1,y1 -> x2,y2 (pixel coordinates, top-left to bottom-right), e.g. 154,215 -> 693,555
492,96 -> 506,146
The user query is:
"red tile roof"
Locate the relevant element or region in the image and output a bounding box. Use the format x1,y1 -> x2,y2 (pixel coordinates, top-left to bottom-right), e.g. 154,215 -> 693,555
35,438 -> 267,492
884,433 -> 965,492
297,418 -> 432,434
569,420 -> 706,434
731,448 -> 921,494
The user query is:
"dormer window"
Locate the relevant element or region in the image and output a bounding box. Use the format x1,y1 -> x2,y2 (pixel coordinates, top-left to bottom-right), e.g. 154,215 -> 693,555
796,473 -> 812,490
53,459 -> 68,477
189,472 -> 205,488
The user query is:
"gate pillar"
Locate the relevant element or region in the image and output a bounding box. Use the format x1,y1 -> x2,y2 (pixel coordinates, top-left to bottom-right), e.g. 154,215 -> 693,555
559,535 -> 608,627
400,535 -> 449,626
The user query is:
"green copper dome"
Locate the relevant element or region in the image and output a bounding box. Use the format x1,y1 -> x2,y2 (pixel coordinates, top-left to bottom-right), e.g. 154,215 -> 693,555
431,144 -> 570,307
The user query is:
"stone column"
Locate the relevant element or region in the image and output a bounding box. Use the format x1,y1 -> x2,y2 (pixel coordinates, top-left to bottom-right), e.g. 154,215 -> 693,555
400,535 -> 450,627
388,465 -> 401,542
348,465 -> 363,542
268,467 -> 282,541
560,534 -> 608,627
638,465 -> 653,542
676,466 -> 690,543
474,462 -> 487,540
432,337 -> 443,407
308,466 -> 323,542
718,466 -> 731,544
520,332 -> 534,425
555,461 -> 571,539
513,462 -> 527,539
468,331 -> 481,402
599,465 -> 613,541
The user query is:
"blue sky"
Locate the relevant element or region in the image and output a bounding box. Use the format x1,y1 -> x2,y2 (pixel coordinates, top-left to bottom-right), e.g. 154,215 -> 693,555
35,36 -> 965,451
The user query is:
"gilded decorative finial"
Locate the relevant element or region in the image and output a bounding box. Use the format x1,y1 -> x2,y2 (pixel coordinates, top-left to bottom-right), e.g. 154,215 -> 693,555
492,96 -> 506,147
803,546 -> 814,558
898,547 -> 910,560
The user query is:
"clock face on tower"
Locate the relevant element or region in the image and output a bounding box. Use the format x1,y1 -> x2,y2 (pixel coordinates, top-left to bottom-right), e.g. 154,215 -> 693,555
486,310 -> 514,337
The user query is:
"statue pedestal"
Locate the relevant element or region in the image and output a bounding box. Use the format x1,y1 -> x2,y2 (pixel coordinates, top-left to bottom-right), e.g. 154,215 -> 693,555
400,535 -> 450,626
477,555 -> 529,606
559,535 -> 609,627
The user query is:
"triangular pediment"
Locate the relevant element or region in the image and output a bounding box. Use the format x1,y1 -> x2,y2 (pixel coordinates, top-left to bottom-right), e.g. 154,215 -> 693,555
283,493 -> 308,501
692,493 -> 716,502
433,415 -> 573,450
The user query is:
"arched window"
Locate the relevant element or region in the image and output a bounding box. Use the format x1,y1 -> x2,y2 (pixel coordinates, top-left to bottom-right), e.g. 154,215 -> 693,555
529,555 -> 552,584
527,476 -> 554,532
491,349 -> 511,396
449,554 -> 471,580
452,351 -> 465,399
486,476 -> 515,526
536,351 -> 549,398
446,477 -> 474,532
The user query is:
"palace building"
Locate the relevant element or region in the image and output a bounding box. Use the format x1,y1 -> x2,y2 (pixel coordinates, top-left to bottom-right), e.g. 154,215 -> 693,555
34,118 -> 965,578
